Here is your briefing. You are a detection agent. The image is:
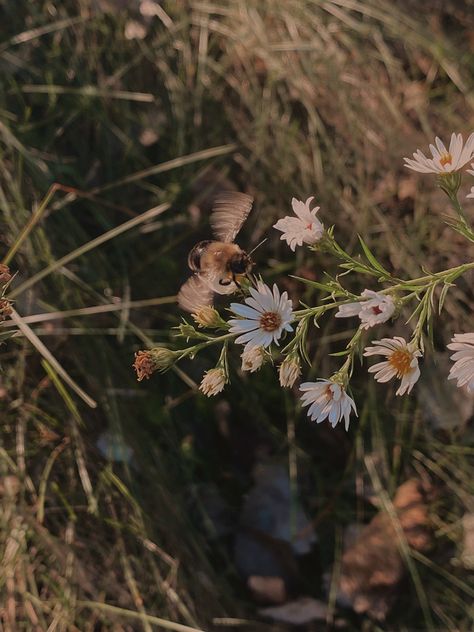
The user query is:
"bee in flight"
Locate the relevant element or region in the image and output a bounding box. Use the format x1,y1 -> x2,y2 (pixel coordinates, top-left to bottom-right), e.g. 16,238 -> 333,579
178,191 -> 254,313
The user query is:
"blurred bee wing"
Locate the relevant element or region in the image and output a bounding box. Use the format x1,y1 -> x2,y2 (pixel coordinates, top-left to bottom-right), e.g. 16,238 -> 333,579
178,275 -> 214,313
210,192 -> 254,243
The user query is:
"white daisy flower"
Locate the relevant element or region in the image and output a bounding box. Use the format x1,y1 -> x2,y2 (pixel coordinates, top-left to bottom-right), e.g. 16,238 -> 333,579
273,196 -> 324,251
241,345 -> 266,373
335,290 -> 395,330
447,333 -> 474,393
404,133 -> 474,174
300,380 -> 357,431
279,355 -> 301,388
364,337 -> 422,396
199,368 -> 227,397
229,282 -> 293,348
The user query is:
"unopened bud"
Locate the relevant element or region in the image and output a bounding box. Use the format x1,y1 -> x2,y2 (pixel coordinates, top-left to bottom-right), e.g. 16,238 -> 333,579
241,346 -> 265,373
199,367 -> 227,397
279,354 -> 301,388
192,305 -> 225,329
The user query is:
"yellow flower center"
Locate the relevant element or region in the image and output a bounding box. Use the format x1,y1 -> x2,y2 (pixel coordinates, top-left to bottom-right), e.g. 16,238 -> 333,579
389,350 -> 412,376
260,311 -> 282,332
440,152 -> 453,167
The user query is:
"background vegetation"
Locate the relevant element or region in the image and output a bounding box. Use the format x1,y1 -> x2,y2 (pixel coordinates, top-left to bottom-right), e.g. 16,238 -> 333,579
0,0 -> 473,629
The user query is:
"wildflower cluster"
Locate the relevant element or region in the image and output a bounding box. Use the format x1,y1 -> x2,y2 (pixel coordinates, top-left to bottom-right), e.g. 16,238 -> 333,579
134,133 -> 474,431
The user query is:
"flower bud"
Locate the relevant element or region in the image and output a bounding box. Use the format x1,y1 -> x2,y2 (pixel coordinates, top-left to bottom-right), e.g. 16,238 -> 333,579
192,305 -> 225,329
199,368 -> 227,397
279,354 -> 301,388
133,347 -> 176,381
241,346 -> 265,373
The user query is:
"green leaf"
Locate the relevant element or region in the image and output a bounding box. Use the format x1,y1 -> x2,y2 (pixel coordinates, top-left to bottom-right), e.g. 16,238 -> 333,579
358,235 -> 391,276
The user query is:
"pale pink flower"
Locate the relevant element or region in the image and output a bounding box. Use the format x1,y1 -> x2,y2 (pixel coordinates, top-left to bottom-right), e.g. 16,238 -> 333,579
404,133 -> 474,174
447,333 -> 474,393
364,337 -> 422,396
335,290 -> 395,330
300,380 -> 357,431
273,197 -> 324,251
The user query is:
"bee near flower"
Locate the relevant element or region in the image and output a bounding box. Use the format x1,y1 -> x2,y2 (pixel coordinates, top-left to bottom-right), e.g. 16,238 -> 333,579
404,133 -> 474,175
273,196 -> 324,251
300,379 -> 357,431
335,290 -> 395,330
199,367 -> 227,397
447,333 -> 474,393
228,281 -> 293,349
364,337 -> 422,396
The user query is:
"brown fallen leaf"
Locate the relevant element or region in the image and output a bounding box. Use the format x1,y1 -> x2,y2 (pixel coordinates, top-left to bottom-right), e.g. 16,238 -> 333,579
338,478 -> 432,620
247,575 -> 286,604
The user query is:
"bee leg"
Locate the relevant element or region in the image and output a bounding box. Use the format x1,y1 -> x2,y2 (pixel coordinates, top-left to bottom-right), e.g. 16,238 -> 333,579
232,274 -> 242,290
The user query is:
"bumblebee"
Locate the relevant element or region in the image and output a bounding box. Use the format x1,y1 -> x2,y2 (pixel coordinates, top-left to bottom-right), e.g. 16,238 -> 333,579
178,192 -> 254,313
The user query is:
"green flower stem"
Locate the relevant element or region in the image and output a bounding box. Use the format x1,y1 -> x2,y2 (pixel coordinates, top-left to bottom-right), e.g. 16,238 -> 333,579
293,300 -> 350,320
383,260 -> 474,293
447,191 -> 469,226
177,332 -> 236,361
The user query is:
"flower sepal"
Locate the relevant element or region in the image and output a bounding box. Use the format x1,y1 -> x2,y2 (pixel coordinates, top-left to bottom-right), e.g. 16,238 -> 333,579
436,171 -> 462,197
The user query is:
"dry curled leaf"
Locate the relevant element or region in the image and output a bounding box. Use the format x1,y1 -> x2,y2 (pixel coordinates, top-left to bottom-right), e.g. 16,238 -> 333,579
338,478 -> 432,620
247,575 -> 286,604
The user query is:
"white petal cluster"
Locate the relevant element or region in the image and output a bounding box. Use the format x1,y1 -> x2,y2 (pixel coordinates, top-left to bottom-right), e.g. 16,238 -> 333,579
241,345 -> 266,373
300,380 -> 357,431
447,333 -> 474,393
279,355 -> 301,388
364,337 -> 422,396
199,368 -> 227,397
404,133 -> 474,174
335,290 -> 395,330
229,282 -> 293,348
273,196 -> 324,251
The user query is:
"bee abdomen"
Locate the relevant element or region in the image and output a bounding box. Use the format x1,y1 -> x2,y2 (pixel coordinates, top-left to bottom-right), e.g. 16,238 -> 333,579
188,240 -> 213,272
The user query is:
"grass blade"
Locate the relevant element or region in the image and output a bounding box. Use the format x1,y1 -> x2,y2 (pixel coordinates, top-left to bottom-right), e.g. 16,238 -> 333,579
9,202 -> 170,299
9,307 -> 97,408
